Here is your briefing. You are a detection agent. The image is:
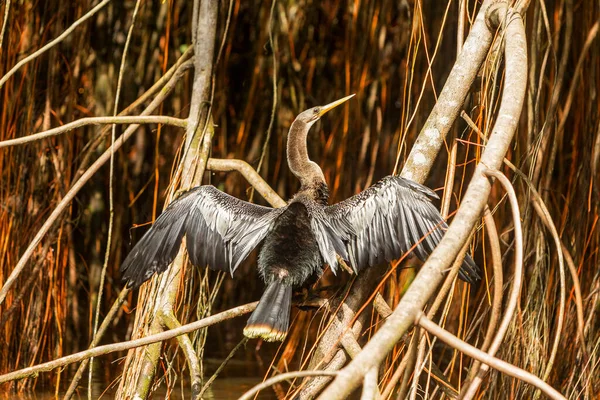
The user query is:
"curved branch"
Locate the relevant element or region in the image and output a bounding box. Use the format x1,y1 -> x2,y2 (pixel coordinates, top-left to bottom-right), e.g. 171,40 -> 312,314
417,314 -> 566,400
0,116 -> 187,148
207,158 -> 286,208
317,6 -> 527,399
462,207 -> 503,387
238,371 -> 338,400
463,108 -> 581,352
461,169 -> 523,398
0,302 -> 258,384
303,1 -> 498,394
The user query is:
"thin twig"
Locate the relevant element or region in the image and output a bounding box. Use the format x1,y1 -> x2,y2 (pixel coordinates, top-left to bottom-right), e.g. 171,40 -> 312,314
238,371 -> 339,400
0,59 -> 192,307
253,0 -> 278,176
0,0 -> 10,54
463,110 -> 581,353
63,288 -> 130,400
74,47 -> 193,177
198,337 -> 248,398
417,313 -> 566,400
0,0 -> 111,90
462,207 -> 503,387
555,21 -> 599,138
461,169 -> 524,398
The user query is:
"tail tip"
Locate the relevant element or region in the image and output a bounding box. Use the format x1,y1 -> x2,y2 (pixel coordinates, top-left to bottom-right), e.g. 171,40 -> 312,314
243,324 -> 287,342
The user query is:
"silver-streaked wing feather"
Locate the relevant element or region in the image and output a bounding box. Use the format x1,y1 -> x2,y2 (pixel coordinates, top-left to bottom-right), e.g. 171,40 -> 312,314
320,176 -> 480,283
121,185 -> 279,288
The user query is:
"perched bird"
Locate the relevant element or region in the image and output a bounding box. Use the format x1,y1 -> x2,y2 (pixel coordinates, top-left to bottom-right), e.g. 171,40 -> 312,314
121,94 -> 479,342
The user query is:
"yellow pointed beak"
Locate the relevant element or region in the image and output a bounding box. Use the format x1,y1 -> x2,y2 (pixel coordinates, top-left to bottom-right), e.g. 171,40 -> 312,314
317,94 -> 355,117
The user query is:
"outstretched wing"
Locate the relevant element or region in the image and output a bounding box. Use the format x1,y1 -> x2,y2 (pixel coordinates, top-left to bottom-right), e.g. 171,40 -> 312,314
121,185 -> 279,288
320,176 -> 480,283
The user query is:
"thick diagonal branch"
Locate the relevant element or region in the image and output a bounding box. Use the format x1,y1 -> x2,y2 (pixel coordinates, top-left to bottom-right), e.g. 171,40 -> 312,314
318,7 -> 527,398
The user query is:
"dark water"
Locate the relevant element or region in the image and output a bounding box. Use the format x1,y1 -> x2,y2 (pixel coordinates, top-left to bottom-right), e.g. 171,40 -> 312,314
8,376 -> 276,399
10,351 -> 279,399
8,324 -> 287,399
17,376 -> 278,399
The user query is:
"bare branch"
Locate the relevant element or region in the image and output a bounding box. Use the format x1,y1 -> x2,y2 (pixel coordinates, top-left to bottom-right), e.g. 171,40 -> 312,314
304,1 -> 497,393
0,116 -> 187,148
317,6 -> 527,398
159,310 -> 202,397
417,314 -> 565,400
119,2 -> 219,397
238,371 -> 339,400
207,158 -> 286,208
0,0 -> 10,53
0,302 -> 258,384
399,0 -> 495,182
461,169 -> 524,398
360,368 -> 380,400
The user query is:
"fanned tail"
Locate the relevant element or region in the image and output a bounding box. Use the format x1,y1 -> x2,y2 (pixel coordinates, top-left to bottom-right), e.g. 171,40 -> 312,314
243,280 -> 292,342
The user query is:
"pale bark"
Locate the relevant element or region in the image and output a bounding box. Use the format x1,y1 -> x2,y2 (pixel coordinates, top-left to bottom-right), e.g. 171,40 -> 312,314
318,5 -> 528,398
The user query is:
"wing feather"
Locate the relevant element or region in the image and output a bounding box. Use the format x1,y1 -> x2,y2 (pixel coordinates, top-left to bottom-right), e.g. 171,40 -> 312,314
121,185 -> 278,288
318,176 -> 480,283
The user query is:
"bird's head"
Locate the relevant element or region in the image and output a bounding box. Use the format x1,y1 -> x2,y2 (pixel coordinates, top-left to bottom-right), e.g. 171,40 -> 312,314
294,94 -> 355,126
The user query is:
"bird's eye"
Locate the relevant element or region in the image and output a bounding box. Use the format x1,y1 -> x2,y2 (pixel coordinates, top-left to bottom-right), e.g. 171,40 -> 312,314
313,107 -> 319,114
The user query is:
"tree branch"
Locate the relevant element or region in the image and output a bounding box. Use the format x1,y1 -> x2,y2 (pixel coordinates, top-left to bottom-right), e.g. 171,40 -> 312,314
0,116 -> 187,148
399,0 -> 495,183
207,158 -> 286,208
417,314 -> 565,400
119,2 -> 219,397
239,371 -> 339,400
0,302 -> 258,384
317,6 -> 527,398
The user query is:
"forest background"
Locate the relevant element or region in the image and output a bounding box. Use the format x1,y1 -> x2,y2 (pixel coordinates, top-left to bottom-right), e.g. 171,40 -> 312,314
0,0 -> 598,399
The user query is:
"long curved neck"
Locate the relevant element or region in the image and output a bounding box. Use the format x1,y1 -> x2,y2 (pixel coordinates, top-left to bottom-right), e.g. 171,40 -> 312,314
287,119 -> 326,191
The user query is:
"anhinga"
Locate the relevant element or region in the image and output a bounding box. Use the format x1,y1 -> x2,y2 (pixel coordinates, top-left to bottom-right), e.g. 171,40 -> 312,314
121,94 -> 479,342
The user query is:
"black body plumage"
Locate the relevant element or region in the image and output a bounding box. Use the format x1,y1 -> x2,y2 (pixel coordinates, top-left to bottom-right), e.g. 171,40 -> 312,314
257,201 -> 323,287
120,95 -> 480,342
